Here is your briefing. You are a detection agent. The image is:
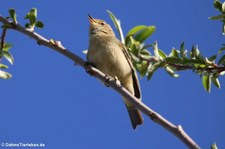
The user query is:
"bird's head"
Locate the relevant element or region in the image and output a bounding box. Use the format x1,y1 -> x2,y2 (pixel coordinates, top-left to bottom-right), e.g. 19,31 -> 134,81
88,15 -> 115,37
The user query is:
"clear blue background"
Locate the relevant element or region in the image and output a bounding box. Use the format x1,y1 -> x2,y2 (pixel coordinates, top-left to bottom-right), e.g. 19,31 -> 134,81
1,0 -> 225,148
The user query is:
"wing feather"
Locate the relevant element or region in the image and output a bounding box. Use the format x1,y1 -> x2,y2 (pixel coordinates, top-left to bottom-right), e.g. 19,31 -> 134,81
118,41 -> 142,99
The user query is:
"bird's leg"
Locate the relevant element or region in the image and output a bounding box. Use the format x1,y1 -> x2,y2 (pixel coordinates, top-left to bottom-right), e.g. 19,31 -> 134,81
104,76 -> 121,87
84,62 -> 96,75
104,74 -> 113,87
114,76 -> 121,86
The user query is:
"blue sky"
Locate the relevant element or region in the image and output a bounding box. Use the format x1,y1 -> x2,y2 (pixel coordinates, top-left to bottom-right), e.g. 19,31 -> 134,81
1,0 -> 225,148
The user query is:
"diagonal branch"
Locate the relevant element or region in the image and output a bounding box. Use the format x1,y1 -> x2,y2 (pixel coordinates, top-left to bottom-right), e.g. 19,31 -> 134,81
0,15 -> 200,149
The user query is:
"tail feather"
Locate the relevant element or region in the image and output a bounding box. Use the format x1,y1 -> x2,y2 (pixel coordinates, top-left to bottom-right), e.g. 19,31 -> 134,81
127,107 -> 143,129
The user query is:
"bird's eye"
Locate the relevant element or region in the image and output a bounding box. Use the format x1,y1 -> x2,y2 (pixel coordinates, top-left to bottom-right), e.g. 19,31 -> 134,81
100,22 -> 105,26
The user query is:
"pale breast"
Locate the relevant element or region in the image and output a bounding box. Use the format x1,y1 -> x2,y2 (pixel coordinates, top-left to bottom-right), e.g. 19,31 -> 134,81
87,35 -> 132,80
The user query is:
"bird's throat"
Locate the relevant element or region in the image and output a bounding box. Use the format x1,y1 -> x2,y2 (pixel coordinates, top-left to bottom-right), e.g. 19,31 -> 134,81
91,29 -> 107,35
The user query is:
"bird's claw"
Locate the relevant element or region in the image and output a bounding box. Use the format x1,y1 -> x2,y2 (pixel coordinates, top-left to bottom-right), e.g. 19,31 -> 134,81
114,76 -> 121,86
85,62 -> 95,75
104,75 -> 113,87
105,76 -> 121,87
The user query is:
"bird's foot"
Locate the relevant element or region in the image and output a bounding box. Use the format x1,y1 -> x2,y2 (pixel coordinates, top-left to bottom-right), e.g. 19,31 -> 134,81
104,75 -> 114,87
114,76 -> 121,86
85,62 -> 96,75
104,76 -> 121,87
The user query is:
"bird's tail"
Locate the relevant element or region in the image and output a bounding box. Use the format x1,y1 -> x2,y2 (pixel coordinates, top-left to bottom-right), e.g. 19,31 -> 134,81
126,105 -> 143,129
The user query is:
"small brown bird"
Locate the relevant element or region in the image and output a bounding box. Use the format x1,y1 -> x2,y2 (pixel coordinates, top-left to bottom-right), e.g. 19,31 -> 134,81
87,15 -> 143,129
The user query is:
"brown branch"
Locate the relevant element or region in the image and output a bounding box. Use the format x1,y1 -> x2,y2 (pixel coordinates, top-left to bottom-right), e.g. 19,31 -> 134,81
0,27 -> 7,58
0,15 -> 201,149
140,54 -> 225,74
166,61 -> 225,73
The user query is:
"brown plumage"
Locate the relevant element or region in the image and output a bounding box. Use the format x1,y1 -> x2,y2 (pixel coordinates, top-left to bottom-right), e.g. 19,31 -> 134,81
87,15 -> 143,129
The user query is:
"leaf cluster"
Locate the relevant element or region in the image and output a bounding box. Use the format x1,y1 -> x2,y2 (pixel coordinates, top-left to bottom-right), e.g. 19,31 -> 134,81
0,42 -> 13,79
24,8 -> 44,29
209,0 -> 225,35
0,8 -> 44,79
108,8 -> 225,93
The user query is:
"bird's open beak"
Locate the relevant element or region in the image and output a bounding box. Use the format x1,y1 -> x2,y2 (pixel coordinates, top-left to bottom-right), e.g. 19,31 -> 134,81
88,14 -> 96,23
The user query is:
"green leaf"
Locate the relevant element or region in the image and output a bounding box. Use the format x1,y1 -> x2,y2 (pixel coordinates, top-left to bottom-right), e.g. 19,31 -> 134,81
0,70 -> 12,79
107,10 -> 119,30
223,2 -> 225,12
141,49 -> 151,56
0,42 -> 12,53
180,42 -> 187,58
205,58 -> 214,65
129,42 -> 139,56
209,14 -> 225,20
125,35 -> 135,47
158,49 -> 167,59
3,43 -> 12,51
126,25 -> 149,37
212,76 -> 221,88
140,54 -> 152,60
218,46 -> 225,54
0,64 -> 8,69
24,12 -> 29,19
25,23 -> 31,28
218,55 -> 225,65
153,42 -> 160,59
220,70 -> 225,75
192,45 -> 200,57
134,26 -> 156,43
208,55 -> 217,62
169,48 -> 179,58
35,21 -> 44,28
140,49 -> 152,60
180,42 -> 185,51
9,8 -> 17,23
223,23 -> 225,35
165,66 -> 179,77
202,75 -> 211,93
24,8 -> 38,27
107,10 -> 125,44
130,53 -> 140,63
141,44 -> 152,50
211,143 -> 218,149
29,13 -> 36,26
139,62 -> 148,77
3,51 -> 14,65
9,8 -> 15,18
147,61 -> 162,80
31,8 -> 37,15
214,0 -> 222,11
194,48 -> 206,64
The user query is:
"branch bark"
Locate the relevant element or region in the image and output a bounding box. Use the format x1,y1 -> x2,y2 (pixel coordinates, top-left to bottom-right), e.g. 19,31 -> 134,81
0,15 -> 201,149
0,27 -> 7,58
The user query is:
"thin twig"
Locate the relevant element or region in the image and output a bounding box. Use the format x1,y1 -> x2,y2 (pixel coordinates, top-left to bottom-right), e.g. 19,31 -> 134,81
139,54 -> 225,73
0,15 -> 201,149
165,61 -> 225,72
0,28 -> 7,58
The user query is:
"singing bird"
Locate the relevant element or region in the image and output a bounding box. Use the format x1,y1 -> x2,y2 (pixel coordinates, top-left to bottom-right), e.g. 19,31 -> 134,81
87,15 -> 143,129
